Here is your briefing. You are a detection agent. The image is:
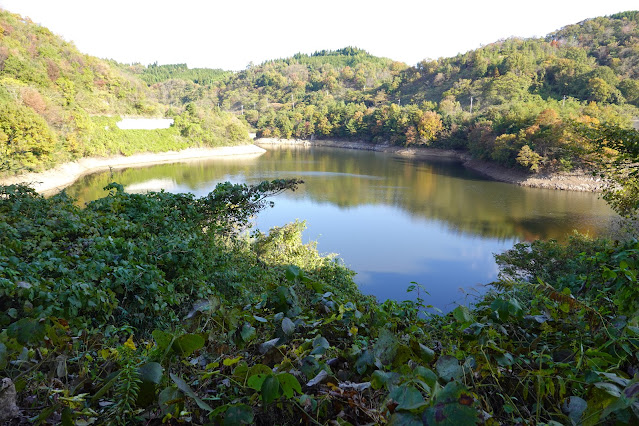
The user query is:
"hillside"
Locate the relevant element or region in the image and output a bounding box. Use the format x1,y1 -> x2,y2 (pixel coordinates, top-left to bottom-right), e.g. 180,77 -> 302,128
203,12 -> 639,174
0,9 -> 250,176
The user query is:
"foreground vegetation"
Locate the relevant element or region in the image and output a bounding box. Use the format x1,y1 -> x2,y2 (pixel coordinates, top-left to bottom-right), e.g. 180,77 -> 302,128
2,6 -> 639,425
1,178 -> 638,425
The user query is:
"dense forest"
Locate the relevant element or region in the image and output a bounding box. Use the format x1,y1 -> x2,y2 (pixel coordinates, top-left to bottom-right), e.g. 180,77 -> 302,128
149,12 -> 639,175
0,9 -> 249,176
2,7 -> 639,426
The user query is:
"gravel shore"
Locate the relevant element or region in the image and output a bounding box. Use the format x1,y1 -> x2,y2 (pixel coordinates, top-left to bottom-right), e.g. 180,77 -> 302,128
256,138 -> 605,192
0,144 -> 266,195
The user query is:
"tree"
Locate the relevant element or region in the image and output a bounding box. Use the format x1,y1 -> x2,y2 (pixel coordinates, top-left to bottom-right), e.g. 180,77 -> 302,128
583,124 -> 639,218
0,102 -> 57,172
417,110 -> 443,144
516,145 -> 543,172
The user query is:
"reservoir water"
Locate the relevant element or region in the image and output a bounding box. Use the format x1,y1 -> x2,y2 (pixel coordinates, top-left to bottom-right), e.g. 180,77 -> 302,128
63,145 -> 616,310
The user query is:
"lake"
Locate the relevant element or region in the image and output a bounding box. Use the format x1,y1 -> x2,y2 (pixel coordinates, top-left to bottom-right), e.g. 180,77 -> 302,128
63,144 -> 616,311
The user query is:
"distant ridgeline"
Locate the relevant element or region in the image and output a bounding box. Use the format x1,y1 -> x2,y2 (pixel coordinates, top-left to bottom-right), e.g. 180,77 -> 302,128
1,8 -> 639,177
208,14 -> 639,174
0,9 -> 249,176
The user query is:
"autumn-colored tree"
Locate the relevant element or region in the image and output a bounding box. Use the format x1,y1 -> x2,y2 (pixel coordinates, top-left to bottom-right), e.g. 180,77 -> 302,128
517,145 -> 543,172
417,110 -> 443,144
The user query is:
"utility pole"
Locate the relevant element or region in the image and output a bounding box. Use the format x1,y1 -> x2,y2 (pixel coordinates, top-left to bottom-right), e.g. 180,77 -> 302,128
562,95 -> 566,108
470,96 -> 473,114
241,105 -> 244,115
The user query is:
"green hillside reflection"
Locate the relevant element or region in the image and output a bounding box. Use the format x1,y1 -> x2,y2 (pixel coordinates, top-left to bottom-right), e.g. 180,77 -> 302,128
64,145 -> 615,241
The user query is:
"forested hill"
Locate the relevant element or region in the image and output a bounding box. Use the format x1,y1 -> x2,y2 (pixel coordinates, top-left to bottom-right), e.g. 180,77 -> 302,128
202,12 -> 639,174
0,9 -> 249,176
2,9 -> 639,177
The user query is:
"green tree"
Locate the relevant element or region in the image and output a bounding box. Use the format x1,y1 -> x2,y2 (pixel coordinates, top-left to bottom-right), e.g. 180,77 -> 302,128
0,102 -> 57,172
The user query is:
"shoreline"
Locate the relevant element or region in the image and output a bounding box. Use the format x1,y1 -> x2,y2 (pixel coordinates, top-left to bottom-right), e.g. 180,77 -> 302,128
256,138 -> 606,192
0,144 -> 266,195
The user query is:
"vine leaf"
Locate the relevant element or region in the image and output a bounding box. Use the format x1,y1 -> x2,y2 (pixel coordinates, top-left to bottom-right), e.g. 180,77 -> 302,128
261,375 -> 280,404
389,385 -> 427,411
435,356 -> 463,382
277,373 -> 302,398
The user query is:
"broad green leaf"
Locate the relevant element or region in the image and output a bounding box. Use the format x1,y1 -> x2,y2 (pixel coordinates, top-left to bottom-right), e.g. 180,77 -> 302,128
253,315 -> 268,323
61,407 -> 73,426
311,335 -> 330,355
414,366 -> 438,390
495,352 -> 514,367
152,329 -> 173,352
138,362 -> 163,384
7,318 -> 45,345
371,370 -> 401,390
355,349 -> 374,374
595,382 -> 622,397
374,328 -> 399,366
418,343 -> 435,364
452,306 -> 473,324
392,344 -> 413,368
584,387 -> 618,426
436,355 -> 463,382
170,373 -> 213,412
173,333 -> 205,357
277,372 -> 302,398
261,375 -> 280,404
285,265 -> 301,281
597,372 -> 630,387
223,404 -> 254,425
232,362 -> 249,381
240,324 -> 256,342
247,364 -> 272,380
389,385 -> 427,411
282,317 -> 295,335
247,373 -> 269,391
300,356 -> 320,379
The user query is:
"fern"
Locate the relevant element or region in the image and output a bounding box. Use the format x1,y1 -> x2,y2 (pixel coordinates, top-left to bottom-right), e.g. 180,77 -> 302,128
109,356 -> 141,422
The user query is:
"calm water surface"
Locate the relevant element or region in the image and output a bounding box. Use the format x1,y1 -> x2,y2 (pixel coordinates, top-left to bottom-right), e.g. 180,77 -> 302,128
64,145 -> 616,310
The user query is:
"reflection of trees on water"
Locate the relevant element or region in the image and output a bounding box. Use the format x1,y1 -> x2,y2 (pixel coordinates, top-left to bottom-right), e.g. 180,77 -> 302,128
63,147 -> 615,241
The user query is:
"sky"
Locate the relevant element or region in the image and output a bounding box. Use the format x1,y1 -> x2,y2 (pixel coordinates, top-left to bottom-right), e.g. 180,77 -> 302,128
0,0 -> 638,71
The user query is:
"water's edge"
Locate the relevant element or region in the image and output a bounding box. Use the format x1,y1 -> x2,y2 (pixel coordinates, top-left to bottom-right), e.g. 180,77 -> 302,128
256,138 -> 605,192
0,144 -> 266,195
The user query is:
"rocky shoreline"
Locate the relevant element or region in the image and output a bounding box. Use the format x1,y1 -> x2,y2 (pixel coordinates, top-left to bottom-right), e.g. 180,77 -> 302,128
0,144 -> 266,195
256,138 -> 606,192
0,138 -> 606,195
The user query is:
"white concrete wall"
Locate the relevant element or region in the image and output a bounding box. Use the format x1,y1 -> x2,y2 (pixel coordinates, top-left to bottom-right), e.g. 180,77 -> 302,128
116,118 -> 174,130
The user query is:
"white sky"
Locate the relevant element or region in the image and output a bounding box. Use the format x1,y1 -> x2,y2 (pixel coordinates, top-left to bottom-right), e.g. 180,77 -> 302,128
0,0 -> 637,71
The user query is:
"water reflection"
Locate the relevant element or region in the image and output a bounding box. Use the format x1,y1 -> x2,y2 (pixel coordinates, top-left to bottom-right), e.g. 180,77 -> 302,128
63,145 -> 616,309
